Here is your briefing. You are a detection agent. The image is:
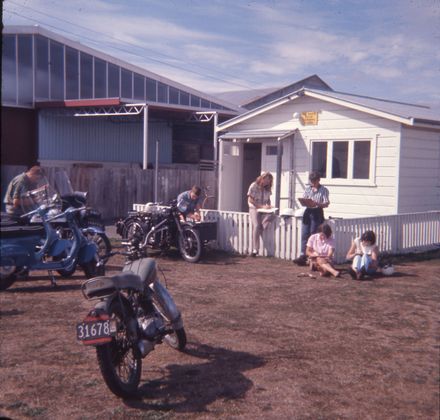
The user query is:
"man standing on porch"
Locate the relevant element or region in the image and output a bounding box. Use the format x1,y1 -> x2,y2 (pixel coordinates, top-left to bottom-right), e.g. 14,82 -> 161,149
293,171 -> 330,266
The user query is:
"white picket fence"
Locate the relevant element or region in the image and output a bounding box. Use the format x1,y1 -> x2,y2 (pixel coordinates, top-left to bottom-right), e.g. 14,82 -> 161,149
133,204 -> 440,263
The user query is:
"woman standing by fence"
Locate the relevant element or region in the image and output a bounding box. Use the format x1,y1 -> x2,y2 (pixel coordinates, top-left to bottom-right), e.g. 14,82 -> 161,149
247,172 -> 275,257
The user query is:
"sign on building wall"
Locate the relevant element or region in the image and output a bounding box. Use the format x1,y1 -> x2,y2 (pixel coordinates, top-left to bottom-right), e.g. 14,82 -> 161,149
300,111 -> 319,125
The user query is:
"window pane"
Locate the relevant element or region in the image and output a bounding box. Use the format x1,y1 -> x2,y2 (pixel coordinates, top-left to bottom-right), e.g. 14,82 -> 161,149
108,63 -> 119,97
65,47 -> 79,99
191,95 -> 200,107
17,35 -> 33,105
94,58 -> 106,98
2,35 -> 16,103
169,87 -> 179,104
332,141 -> 348,178
157,82 -> 167,103
50,40 -> 64,100
80,52 -> 93,99
146,78 -> 156,101
133,73 -> 144,100
121,68 -> 132,98
353,141 -> 371,179
201,98 -> 209,108
180,91 -> 189,106
312,142 -> 327,178
35,36 -> 49,100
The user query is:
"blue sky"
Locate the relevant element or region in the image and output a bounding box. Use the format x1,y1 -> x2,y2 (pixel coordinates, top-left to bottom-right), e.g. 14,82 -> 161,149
3,0 -> 440,107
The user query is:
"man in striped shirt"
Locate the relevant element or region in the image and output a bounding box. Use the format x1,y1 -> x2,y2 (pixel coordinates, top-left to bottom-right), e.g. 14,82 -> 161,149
293,171 -> 330,266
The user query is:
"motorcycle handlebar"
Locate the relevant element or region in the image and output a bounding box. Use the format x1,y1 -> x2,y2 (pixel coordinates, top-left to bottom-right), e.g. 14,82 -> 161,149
46,205 -> 87,222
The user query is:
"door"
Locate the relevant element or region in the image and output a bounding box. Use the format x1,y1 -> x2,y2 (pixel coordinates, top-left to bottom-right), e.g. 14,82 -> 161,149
241,143 -> 262,212
219,141 -> 242,211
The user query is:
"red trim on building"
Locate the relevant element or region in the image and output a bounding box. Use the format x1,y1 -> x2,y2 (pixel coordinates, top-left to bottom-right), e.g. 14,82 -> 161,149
35,98 -> 121,108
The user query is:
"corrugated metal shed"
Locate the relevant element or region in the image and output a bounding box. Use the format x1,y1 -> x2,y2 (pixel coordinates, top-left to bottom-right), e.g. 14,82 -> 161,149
38,111 -> 172,164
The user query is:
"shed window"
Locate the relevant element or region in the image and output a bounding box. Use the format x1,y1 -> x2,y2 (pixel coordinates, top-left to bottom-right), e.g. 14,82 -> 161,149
169,87 -> 179,104
49,40 -> 64,100
108,63 -> 119,97
311,139 -> 372,181
17,35 -> 33,105
121,69 -> 132,99
180,91 -> 189,106
66,47 -> 79,99
146,78 -> 156,101
80,52 -> 93,99
266,145 -> 282,156
157,82 -> 168,103
94,58 -> 107,98
35,36 -> 49,100
133,73 -> 144,100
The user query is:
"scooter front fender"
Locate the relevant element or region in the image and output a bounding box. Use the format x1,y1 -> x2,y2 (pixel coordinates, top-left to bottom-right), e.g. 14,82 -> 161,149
78,242 -> 98,264
48,238 -> 71,257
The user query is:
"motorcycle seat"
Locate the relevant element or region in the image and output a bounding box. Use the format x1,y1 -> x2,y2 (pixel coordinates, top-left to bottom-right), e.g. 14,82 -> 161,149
122,258 -> 157,284
0,224 -> 46,238
82,272 -> 145,299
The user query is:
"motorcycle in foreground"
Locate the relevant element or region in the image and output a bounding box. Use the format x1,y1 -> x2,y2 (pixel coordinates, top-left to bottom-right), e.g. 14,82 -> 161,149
116,200 -> 216,263
0,184 -> 105,290
76,257 -> 186,398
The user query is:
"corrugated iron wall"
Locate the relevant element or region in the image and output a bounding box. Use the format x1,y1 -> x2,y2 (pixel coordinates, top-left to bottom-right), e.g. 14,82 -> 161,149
38,111 -> 172,164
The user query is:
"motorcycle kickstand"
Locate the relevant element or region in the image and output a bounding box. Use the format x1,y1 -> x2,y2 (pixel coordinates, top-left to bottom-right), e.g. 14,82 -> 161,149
48,270 -> 57,287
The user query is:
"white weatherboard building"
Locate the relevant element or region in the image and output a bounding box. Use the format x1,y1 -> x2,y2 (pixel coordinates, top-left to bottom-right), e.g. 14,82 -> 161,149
216,87 -> 440,219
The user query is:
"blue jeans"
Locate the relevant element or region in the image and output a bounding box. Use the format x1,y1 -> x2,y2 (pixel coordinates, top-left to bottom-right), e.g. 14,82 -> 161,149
352,254 -> 377,274
300,208 -> 324,255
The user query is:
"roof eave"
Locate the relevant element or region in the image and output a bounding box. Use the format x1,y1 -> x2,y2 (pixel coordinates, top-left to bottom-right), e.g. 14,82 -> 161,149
217,93 -> 301,131
304,90 -> 412,125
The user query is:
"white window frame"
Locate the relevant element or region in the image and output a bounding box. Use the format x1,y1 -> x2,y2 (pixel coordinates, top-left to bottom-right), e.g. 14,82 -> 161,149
309,137 -> 377,186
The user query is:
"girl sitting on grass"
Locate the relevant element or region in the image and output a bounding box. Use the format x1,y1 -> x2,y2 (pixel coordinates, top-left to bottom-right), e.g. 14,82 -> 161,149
306,223 -> 340,278
346,230 -> 379,280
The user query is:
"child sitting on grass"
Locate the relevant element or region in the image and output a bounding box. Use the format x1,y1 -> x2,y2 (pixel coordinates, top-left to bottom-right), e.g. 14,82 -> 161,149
346,230 -> 379,280
306,223 -> 340,278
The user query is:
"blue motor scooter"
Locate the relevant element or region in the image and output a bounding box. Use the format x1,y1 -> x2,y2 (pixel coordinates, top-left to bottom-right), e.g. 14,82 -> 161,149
0,188 -> 105,290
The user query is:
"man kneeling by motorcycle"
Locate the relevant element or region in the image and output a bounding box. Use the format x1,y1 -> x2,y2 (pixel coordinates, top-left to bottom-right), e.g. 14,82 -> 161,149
4,166 -> 46,216
176,185 -> 202,222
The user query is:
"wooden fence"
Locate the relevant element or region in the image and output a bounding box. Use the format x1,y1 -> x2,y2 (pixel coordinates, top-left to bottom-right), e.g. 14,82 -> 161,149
194,209 -> 439,263
1,164 -> 216,220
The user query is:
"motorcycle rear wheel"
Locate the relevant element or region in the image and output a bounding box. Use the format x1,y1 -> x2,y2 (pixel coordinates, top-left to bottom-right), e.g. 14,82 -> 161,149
178,227 -> 202,263
96,300 -> 142,398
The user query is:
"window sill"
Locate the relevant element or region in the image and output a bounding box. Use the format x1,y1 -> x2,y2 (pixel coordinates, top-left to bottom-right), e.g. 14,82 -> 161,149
320,178 -> 377,187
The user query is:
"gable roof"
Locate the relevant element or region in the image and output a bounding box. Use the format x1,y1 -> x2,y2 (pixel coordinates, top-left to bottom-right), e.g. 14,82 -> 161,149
218,87 -> 440,131
242,75 -> 332,110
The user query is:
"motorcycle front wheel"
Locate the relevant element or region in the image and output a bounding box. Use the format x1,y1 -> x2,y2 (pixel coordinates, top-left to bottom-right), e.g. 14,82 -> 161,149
81,255 -> 105,279
164,327 -> 187,351
178,226 -> 202,263
84,231 -> 112,260
96,300 -> 142,398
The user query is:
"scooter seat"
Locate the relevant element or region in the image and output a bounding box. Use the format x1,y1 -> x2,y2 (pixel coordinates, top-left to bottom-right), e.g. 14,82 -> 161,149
0,224 -> 46,239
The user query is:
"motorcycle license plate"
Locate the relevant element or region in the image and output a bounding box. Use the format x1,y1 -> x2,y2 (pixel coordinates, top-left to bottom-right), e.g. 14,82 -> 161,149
76,315 -> 113,345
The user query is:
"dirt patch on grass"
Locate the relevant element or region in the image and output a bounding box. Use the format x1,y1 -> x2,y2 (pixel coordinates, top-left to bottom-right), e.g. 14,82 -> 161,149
1,249 -> 439,419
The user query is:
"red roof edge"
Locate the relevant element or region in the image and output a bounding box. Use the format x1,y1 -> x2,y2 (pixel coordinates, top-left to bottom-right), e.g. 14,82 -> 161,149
35,98 -> 121,108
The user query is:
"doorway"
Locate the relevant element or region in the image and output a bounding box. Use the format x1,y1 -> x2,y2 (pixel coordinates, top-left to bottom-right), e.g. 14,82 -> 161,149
241,143 -> 262,211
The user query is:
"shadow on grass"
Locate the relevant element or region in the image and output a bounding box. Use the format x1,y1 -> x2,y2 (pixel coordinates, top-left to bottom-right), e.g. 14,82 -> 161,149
124,341 -> 265,414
